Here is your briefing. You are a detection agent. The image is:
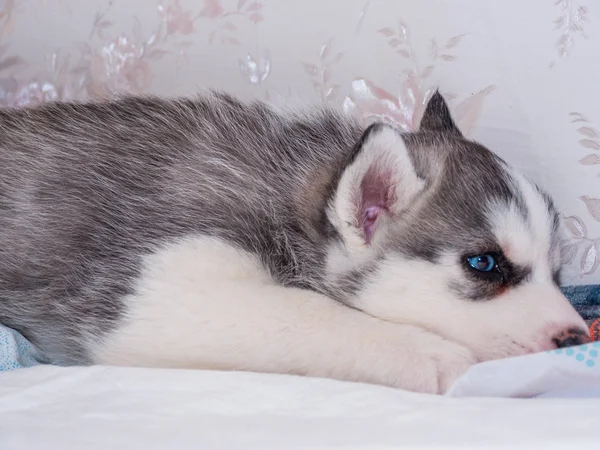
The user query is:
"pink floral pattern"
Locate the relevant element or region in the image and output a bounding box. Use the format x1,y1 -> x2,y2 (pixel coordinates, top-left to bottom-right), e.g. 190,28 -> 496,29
553,0 -> 589,59
302,39 -> 344,102
562,114 -> 600,277
343,20 -> 494,134
239,50 -> 270,85
202,0 -> 264,46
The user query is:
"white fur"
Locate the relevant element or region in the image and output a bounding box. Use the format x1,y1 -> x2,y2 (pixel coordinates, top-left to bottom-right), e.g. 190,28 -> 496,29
487,172 -> 557,275
94,236 -> 474,394
351,252 -> 585,360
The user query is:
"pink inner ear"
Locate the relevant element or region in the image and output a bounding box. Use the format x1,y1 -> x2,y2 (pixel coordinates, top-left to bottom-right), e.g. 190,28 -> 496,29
359,165 -> 395,244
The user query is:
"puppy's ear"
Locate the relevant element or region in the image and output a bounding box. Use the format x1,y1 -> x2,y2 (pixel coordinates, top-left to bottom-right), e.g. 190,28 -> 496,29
420,90 -> 462,136
328,124 -> 425,250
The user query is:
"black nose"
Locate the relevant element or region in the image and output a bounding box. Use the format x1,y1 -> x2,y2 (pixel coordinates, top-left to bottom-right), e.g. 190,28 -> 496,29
553,328 -> 591,349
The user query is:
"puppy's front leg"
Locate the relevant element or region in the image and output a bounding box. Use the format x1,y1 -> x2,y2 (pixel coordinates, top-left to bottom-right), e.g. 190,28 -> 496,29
95,275 -> 475,394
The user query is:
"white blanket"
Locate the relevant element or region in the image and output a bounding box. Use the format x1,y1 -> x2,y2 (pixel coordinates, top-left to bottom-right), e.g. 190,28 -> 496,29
448,342 -> 600,398
1,364 -> 598,450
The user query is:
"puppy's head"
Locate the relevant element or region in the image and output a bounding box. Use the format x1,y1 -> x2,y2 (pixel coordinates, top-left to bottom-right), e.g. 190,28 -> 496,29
326,91 -> 588,361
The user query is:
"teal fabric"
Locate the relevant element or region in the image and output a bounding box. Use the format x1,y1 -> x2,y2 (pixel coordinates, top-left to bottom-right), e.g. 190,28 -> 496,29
561,285 -> 600,321
0,324 -> 43,371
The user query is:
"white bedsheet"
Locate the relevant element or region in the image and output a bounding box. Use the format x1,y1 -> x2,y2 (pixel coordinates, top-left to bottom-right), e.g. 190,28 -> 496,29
1,365 -> 598,450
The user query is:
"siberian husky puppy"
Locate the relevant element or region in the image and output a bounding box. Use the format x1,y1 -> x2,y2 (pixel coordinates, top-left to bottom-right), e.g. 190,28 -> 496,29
0,90 -> 588,393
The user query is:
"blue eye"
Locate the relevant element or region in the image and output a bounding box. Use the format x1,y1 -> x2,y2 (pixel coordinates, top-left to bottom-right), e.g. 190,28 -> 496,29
467,254 -> 496,272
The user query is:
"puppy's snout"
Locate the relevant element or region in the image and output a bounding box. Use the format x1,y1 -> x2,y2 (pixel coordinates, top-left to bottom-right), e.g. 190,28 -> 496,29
553,327 -> 591,349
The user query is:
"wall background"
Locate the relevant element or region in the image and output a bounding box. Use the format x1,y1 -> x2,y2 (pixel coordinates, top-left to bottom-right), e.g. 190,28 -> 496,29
1,0 -> 599,284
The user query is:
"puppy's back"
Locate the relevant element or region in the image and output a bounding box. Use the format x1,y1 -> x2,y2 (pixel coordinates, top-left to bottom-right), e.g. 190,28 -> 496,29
0,93 -> 360,363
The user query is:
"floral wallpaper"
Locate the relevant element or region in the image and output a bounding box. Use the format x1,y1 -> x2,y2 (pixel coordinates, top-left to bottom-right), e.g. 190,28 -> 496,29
0,0 -> 599,285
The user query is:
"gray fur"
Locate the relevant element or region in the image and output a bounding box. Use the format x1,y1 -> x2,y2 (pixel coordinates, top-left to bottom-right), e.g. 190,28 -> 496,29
0,90 -> 558,364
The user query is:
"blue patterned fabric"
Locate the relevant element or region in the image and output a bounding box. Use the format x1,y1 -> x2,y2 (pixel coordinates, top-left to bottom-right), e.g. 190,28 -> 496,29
0,324 -> 43,371
561,285 -> 600,321
0,285 -> 599,373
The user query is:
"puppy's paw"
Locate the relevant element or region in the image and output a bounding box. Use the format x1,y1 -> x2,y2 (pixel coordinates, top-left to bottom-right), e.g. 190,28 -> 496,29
424,337 -> 476,394
386,330 -> 476,394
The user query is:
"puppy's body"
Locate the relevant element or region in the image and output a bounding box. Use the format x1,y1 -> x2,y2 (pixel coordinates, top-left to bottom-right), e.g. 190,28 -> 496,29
0,91 -> 588,393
